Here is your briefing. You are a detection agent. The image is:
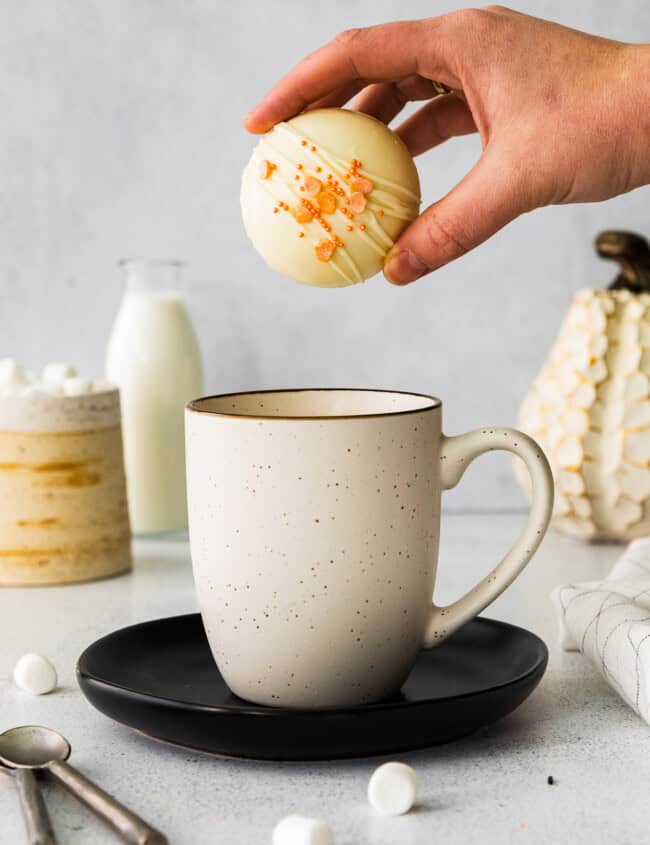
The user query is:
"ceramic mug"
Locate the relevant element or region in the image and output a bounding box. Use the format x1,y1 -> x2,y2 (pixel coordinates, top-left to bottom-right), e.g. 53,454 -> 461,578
186,389 -> 553,709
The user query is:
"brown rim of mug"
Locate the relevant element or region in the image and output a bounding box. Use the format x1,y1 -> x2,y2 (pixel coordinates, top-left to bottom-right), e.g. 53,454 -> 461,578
186,388 -> 442,421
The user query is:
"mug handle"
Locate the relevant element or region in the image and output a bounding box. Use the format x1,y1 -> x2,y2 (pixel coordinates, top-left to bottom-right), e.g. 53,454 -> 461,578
424,427 -> 554,648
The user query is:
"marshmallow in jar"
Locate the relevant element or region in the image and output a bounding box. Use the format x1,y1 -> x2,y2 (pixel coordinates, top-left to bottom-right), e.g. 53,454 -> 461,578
106,259 -> 203,535
0,364 -> 131,585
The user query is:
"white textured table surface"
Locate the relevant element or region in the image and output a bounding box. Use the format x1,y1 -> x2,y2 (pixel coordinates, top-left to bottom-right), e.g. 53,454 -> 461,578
1,513 -> 649,845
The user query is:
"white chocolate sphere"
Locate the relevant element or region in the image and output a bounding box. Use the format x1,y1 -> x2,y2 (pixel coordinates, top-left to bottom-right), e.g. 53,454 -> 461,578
241,109 -> 421,287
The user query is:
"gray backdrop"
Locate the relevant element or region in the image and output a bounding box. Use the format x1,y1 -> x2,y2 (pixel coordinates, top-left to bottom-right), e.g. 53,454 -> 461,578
2,0 -> 648,510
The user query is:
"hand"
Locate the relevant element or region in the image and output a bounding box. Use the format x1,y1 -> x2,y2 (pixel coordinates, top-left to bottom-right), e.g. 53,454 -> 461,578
245,7 -> 650,285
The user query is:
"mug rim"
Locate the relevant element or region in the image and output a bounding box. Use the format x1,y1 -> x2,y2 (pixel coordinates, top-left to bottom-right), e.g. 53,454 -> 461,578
186,388 -> 442,421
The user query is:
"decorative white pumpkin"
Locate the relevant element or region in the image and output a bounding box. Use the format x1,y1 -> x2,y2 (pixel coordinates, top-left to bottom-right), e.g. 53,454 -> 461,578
516,231 -> 650,541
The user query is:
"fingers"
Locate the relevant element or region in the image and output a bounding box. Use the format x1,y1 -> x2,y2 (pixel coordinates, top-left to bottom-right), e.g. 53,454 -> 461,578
306,80 -> 366,112
245,18 -> 459,133
351,76 -> 442,125
384,147 -> 528,285
395,94 -> 477,157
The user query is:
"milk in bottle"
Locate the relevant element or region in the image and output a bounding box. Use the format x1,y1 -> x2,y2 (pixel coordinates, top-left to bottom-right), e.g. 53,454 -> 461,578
106,259 -> 202,534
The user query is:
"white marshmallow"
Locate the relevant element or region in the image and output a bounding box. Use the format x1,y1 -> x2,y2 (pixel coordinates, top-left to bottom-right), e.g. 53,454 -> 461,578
13,653 -> 58,695
367,762 -> 417,816
272,815 -> 335,845
91,379 -> 115,394
0,358 -> 29,387
42,363 -> 77,386
62,376 -> 93,397
17,384 -> 49,398
0,361 -> 109,399
41,382 -> 64,397
0,383 -> 27,398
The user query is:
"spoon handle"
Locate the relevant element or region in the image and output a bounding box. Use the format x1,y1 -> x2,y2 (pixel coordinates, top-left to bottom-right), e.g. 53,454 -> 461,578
47,759 -> 167,845
15,768 -> 57,845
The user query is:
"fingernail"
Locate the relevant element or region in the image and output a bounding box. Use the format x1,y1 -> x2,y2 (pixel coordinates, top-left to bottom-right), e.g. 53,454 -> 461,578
384,249 -> 429,285
244,108 -> 267,133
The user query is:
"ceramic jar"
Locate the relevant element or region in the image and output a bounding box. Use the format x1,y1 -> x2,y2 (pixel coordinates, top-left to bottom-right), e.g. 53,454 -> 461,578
0,388 -> 131,585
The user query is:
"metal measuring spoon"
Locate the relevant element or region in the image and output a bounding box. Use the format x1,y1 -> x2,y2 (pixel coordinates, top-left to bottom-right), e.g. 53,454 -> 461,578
2,761 -> 57,845
0,726 -> 167,845
2,758 -> 56,845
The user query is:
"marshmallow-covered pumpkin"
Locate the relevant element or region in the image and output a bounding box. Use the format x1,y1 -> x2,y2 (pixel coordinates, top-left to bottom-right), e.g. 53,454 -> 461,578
516,231 -> 650,540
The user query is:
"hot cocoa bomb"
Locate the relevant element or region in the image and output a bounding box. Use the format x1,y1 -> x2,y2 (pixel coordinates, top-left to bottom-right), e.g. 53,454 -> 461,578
241,108 -> 421,287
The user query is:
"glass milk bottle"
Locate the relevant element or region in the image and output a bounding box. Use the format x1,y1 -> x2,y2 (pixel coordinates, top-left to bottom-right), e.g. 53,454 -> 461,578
106,259 -> 203,535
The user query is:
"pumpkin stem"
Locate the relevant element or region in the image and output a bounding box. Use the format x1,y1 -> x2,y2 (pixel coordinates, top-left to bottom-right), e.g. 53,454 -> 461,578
596,230 -> 650,293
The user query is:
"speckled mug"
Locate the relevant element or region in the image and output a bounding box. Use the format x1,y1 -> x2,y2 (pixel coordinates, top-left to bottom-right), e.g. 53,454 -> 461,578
186,389 -> 553,709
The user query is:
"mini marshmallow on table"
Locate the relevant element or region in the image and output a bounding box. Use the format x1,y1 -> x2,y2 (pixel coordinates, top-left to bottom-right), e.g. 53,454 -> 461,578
13,653 -> 58,695
241,108 -> 421,288
368,762 -> 418,816
272,815 -> 335,845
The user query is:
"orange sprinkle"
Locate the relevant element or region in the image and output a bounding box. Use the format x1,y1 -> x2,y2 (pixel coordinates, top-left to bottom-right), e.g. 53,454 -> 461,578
304,176 -> 322,197
345,158 -> 363,180
317,191 -> 337,215
310,145 -> 317,152
377,209 -> 385,216
359,224 -> 367,231
297,163 -> 304,170
299,186 -> 305,192
346,224 -> 353,231
315,239 -> 337,262
258,159 -> 276,180
350,177 -> 373,195
298,232 -> 305,238
273,207 -> 279,213
292,205 -> 314,224
350,192 -> 367,214
334,237 -> 344,248
316,166 -> 322,173
294,174 -> 300,180
301,140 -> 308,146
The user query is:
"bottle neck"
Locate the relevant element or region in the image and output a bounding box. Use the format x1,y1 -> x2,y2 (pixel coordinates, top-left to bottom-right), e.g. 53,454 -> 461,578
120,258 -> 184,295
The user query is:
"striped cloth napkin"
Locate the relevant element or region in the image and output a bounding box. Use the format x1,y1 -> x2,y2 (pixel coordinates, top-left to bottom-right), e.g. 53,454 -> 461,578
552,538 -> 650,724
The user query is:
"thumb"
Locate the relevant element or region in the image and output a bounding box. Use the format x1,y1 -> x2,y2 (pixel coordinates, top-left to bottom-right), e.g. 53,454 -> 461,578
384,147 -> 527,285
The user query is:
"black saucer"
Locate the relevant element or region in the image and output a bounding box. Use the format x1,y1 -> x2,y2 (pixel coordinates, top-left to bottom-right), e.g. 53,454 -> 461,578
77,614 -> 547,761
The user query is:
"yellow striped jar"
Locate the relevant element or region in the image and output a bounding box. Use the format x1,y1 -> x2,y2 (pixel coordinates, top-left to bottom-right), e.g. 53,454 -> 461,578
0,388 -> 131,585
